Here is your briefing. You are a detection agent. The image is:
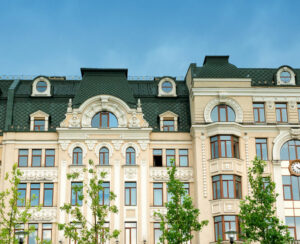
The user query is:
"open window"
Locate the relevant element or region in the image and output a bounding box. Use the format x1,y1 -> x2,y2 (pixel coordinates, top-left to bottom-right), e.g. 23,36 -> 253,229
153,149 -> 162,167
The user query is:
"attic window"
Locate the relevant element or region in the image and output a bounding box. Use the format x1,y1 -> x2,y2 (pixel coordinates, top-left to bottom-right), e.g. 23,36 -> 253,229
31,77 -> 51,97
162,81 -> 173,93
36,81 -> 47,92
159,111 -> 178,132
34,119 -> 45,131
162,118 -> 175,131
280,71 -> 291,83
158,77 -> 177,97
30,110 -> 49,131
276,66 -> 295,86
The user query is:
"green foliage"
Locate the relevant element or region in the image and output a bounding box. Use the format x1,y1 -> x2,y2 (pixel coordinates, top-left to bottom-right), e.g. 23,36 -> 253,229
154,161 -> 208,244
0,163 -> 41,244
239,157 -> 293,244
59,159 -> 120,244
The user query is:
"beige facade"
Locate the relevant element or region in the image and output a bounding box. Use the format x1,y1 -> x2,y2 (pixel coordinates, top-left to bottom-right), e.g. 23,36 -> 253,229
1,56 -> 300,243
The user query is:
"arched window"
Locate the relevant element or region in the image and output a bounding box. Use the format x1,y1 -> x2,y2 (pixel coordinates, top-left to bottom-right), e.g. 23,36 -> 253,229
99,147 -> 109,165
211,105 -> 235,122
126,147 -> 136,165
73,147 -> 83,165
91,112 -> 118,128
280,140 -> 300,160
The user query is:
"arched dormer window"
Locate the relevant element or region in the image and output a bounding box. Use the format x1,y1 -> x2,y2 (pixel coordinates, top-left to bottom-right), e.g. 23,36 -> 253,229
211,104 -> 235,122
91,112 -> 118,128
280,140 -> 300,160
73,147 -> 83,165
99,147 -> 109,165
158,77 -> 177,97
126,147 -> 136,165
31,76 -> 51,97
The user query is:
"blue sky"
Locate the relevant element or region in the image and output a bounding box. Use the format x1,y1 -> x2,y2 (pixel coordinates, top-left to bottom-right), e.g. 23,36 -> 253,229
0,0 -> 299,77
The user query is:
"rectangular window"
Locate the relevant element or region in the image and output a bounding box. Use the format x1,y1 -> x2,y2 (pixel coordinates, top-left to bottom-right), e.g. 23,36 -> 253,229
212,175 -> 242,199
71,182 -> 83,206
99,222 -> 110,244
14,224 -> 24,238
28,223 -> 38,244
214,216 -> 239,241
276,103 -> 288,122
179,149 -> 189,167
256,138 -> 268,160
18,149 -> 28,167
125,222 -> 137,244
99,182 -> 110,206
163,119 -> 175,131
42,223 -> 52,242
153,183 -> 163,206
43,183 -> 54,207
166,149 -> 175,167
32,149 -> 42,167
125,182 -> 137,206
17,183 -> 27,207
153,149 -> 162,167
34,119 -> 45,131
70,223 -> 82,244
253,103 -> 265,123
45,149 -> 55,167
154,223 -> 162,244
182,183 -> 190,204
286,216 -> 300,240
211,135 -> 239,159
282,176 -> 300,200
30,183 -> 40,206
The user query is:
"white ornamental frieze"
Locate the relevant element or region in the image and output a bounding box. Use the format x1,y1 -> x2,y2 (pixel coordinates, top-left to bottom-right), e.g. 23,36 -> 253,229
124,167 -> 137,180
19,168 -> 58,182
150,167 -> 193,182
150,207 -> 167,221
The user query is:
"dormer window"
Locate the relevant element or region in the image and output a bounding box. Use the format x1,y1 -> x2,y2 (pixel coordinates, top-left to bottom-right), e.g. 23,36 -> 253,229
158,77 -> 177,97
276,66 -> 296,86
31,76 -> 51,97
159,111 -> 178,132
30,110 -> 49,131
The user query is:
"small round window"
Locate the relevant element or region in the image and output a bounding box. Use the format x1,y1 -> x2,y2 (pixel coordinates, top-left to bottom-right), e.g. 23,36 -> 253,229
36,81 -> 47,92
280,71 -> 291,83
162,81 -> 173,93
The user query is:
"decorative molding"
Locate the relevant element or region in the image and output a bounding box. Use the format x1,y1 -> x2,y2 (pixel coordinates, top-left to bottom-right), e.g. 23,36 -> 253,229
157,77 -> 177,97
266,100 -> 274,110
150,207 -> 167,221
206,124 -> 241,137
95,142 -> 114,157
150,167 -> 193,182
138,140 -> 149,151
111,140 -> 123,150
201,135 -> 208,198
28,208 -> 57,222
128,112 -> 140,128
96,166 -> 111,181
243,136 -> 251,195
68,142 -> 88,158
141,159 -> 147,167
124,166 -> 138,180
85,140 -> 97,150
204,97 -> 243,123
69,165 -> 85,180
19,168 -> 58,182
59,140 -> 70,151
121,142 -> 140,158
69,111 -> 81,128
289,100 -> 297,110
276,66 -> 296,86
31,76 -> 51,97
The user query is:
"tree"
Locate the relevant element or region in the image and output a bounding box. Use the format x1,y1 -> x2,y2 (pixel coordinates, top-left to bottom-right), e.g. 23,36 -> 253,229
0,163 -> 41,244
58,159 -> 120,244
239,157 -> 293,243
155,162 -> 208,244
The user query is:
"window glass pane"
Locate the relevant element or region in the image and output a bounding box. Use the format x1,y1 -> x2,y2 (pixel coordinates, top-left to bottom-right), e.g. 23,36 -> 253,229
32,149 -> 42,167
254,109 -> 259,122
292,176 -> 300,200
290,145 -> 296,161
280,142 -> 289,160
223,182 -> 228,197
228,181 -> 234,198
221,141 -> 226,157
226,141 -> 232,157
131,188 -> 137,205
44,183 -> 53,206
91,113 -> 100,127
154,189 -> 163,206
125,189 -> 130,205
222,175 -> 233,180
17,183 -> 26,207
109,113 -> 118,127
260,109 -> 265,122
220,107 -> 226,122
45,149 -> 55,166
211,106 -> 218,122
102,113 -> 108,128
276,109 -> 281,122
282,109 -> 288,122
216,181 -> 221,199
19,149 -> 28,166
31,183 -> 40,206
28,224 -> 38,244
228,107 -> 235,121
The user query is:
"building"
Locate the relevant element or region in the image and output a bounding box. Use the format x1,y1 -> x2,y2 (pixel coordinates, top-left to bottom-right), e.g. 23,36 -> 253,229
0,55 -> 300,243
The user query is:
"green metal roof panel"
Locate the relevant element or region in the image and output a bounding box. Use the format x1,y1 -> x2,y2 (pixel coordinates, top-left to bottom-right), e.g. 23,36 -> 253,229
0,80 -> 14,97
0,101 -> 7,133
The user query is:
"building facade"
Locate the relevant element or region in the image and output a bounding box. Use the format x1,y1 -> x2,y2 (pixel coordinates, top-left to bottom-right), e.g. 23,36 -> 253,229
0,56 -> 300,243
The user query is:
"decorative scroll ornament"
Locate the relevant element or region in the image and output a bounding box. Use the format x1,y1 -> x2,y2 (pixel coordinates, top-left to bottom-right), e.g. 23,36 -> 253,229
112,140 -> 123,150
59,140 -> 70,151
85,140 -> 97,150
19,168 -> 58,182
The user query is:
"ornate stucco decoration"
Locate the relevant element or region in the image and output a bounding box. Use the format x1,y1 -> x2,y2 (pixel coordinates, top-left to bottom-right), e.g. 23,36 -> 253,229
201,135 -> 208,198
138,140 -> 149,151
68,142 -> 88,158
112,140 -> 123,150
96,166 -> 111,181
150,167 -> 193,182
69,111 -> 81,128
121,142 -> 140,158
28,208 -> 57,222
85,140 -> 97,150
124,166 -> 138,180
69,165 -> 85,180
95,142 -> 114,157
19,168 -> 58,182
128,112 -> 141,128
204,97 -> 243,123
150,207 -> 167,221
59,140 -> 70,151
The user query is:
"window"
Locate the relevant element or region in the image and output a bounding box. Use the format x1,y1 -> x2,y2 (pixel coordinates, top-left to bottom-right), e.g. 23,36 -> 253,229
282,176 -> 300,200
91,112 -> 118,128
211,104 -> 235,122
73,147 -> 83,165
28,223 -> 38,244
45,149 -> 55,167
36,81 -> 47,92
99,222 -> 110,244
99,182 -> 110,206
182,183 -> 190,204
179,149 -> 188,167
42,223 -> 52,242
214,216 -> 239,241
153,183 -> 163,206
15,224 -> 24,238
162,119 -> 175,131
280,71 -> 292,83
17,183 -> 27,207
125,182 -> 137,206
44,183 -> 54,207
253,103 -> 265,123
256,138 -> 268,160
286,216 -> 300,240
280,140 -> 300,160
276,103 -> 288,122
126,147 -> 136,165
125,222 -> 137,244
166,149 -> 175,166
34,119 -> 45,131
162,81 -> 173,93
30,183 -> 40,206
18,149 -> 28,167
153,149 -> 162,167
99,147 -> 109,165
32,149 -> 42,167
298,104 -> 300,122
154,223 -> 162,244
212,175 -> 242,200
210,135 -> 239,159
71,182 -> 83,206
262,177 -> 270,190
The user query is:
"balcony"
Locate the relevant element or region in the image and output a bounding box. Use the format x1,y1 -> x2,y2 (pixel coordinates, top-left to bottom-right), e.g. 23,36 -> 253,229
19,167 -> 58,182
149,167 -> 193,182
